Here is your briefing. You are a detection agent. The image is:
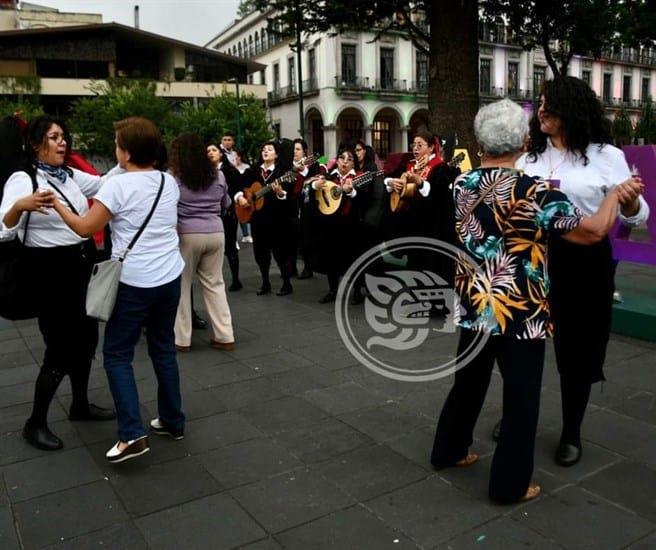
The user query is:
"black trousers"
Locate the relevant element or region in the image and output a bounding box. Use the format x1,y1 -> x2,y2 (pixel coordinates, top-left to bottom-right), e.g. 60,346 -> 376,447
24,243 -> 99,426
251,214 -> 292,286
432,330 -> 545,503
548,237 -> 613,442
222,209 -> 240,283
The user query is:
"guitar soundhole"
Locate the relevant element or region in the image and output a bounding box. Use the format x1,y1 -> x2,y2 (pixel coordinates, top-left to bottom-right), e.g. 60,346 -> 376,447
331,187 -> 341,199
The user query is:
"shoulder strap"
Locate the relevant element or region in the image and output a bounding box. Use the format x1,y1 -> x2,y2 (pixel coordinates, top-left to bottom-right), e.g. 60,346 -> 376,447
120,173 -> 165,262
45,176 -> 80,216
21,171 -> 38,245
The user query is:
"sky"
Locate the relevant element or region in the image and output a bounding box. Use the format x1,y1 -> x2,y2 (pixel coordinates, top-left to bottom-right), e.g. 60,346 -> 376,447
25,0 -> 241,46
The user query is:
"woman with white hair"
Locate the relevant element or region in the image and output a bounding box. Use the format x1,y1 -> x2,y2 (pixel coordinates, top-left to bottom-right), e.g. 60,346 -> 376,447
430,99 -> 643,503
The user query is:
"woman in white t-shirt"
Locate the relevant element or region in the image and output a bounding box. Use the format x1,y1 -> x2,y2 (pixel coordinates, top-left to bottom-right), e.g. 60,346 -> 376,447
52,117 -> 185,464
514,77 -> 649,467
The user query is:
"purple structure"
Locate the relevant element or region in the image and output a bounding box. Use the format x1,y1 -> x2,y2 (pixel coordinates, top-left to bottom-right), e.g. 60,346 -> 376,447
611,146 -> 656,264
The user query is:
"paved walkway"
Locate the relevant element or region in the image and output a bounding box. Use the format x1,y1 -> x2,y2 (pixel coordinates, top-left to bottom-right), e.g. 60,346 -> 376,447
1,248 -> 655,549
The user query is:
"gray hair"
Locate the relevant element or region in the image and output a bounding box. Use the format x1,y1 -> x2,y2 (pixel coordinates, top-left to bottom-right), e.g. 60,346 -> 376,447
474,99 -> 529,157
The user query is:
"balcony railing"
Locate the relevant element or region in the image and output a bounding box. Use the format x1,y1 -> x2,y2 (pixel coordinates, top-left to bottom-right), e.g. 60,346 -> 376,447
479,87 -> 539,100
601,97 -> 650,109
267,78 -> 320,104
334,76 -> 370,90
599,49 -> 656,67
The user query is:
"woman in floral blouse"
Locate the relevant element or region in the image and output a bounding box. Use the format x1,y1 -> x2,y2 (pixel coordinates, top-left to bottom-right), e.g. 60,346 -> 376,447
430,99 -> 642,504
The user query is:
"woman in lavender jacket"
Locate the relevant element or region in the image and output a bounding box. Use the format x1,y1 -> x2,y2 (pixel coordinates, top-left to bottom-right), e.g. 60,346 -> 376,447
170,133 -> 235,351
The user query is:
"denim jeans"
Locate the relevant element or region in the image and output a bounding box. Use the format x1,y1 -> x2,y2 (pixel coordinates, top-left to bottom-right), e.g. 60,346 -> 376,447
103,276 -> 185,441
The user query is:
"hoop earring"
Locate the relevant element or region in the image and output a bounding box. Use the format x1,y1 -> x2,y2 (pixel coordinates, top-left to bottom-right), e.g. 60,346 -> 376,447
476,150 -> 484,158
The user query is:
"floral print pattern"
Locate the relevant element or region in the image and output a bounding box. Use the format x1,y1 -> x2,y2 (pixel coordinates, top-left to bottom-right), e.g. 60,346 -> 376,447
454,168 -> 583,339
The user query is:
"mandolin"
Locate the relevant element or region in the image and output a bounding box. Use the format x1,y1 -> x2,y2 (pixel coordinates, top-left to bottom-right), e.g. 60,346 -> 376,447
389,152 -> 465,214
317,170 -> 384,216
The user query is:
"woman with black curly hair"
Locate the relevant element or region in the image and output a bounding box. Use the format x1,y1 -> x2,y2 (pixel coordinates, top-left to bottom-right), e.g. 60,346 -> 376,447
514,76 -> 649,467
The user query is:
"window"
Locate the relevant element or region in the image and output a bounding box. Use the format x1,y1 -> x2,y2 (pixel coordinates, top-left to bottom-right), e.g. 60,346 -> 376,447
308,48 -> 316,85
623,75 -> 632,102
581,69 -> 591,87
507,62 -> 518,97
248,36 -> 253,57
238,42 -> 242,57
380,48 -> 394,89
373,120 -> 391,158
260,69 -> 266,85
341,118 -> 363,144
533,66 -> 546,97
341,44 -> 356,86
255,33 -> 260,54
479,58 -> 491,94
288,56 -> 296,93
603,73 -> 612,102
273,63 -> 280,92
248,74 -> 253,85
416,50 -> 428,91
642,77 -> 651,101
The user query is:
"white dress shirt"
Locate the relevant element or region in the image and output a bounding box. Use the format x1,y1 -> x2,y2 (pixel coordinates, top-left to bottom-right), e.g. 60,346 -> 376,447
517,141 -> 649,227
0,165 -> 123,247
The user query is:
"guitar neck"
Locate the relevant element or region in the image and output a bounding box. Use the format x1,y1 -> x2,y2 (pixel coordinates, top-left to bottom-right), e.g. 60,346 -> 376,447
352,170 -> 384,189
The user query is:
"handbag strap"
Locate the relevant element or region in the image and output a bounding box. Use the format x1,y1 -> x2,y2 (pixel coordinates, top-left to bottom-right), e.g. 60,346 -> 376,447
44,175 -> 80,216
21,171 -> 39,245
120,173 -> 165,262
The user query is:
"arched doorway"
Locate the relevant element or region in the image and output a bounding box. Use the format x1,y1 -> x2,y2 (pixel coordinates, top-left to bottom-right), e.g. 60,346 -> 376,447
409,109 -> 430,149
305,108 -> 324,156
372,107 -> 401,159
336,107 -> 365,149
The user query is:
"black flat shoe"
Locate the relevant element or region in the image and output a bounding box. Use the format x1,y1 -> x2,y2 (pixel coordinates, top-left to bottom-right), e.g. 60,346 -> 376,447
276,284 -> 293,296
318,291 -> 336,304
23,424 -> 63,451
298,269 -> 313,279
256,284 -> 271,296
228,280 -> 243,292
492,419 -> 501,442
192,311 -> 208,329
69,403 -> 117,422
555,442 -> 582,467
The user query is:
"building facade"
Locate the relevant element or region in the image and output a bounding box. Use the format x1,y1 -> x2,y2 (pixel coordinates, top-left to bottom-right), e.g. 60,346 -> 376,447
207,12 -> 656,158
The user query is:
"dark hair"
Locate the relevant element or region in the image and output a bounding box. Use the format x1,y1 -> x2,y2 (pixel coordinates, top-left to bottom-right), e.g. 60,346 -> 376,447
413,130 -> 436,149
293,138 -> 308,155
113,116 -> 162,167
155,142 -> 168,171
260,140 -> 280,158
0,117 -> 26,194
355,140 -> 376,171
169,133 -> 216,191
221,131 -> 235,139
25,115 -> 71,173
337,145 -> 356,164
528,76 -> 612,165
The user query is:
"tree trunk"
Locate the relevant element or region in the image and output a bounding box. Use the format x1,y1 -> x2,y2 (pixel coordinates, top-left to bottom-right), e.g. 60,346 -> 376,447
429,0 -> 479,163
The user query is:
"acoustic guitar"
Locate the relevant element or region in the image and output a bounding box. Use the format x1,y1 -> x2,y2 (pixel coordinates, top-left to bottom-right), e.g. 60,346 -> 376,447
235,171 -> 296,223
316,170 -> 384,216
389,152 -> 466,214
235,156 -> 318,223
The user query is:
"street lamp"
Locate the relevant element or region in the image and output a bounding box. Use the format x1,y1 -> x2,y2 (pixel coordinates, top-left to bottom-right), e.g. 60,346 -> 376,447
227,77 -> 242,150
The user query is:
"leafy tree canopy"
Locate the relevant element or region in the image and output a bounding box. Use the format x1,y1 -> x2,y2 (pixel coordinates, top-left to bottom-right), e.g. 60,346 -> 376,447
636,100 -> 656,144
0,98 -> 44,121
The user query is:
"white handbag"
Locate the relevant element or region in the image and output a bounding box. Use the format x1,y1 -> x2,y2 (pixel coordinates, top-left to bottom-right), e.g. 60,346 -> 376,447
85,174 -> 164,321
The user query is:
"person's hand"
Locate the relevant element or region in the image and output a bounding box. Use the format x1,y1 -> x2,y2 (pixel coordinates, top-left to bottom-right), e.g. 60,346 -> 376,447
391,178 -> 405,193
342,181 -> 354,194
271,181 -> 284,197
415,156 -> 428,172
16,190 -> 54,215
237,196 -> 248,207
405,172 -> 423,185
616,176 -> 644,216
311,176 -> 327,190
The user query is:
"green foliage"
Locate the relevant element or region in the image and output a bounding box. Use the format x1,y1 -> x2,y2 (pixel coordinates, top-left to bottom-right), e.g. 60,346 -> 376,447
238,0 -> 258,17
177,89 -> 272,161
68,80 -> 271,162
0,98 -> 44,120
69,80 -> 179,157
611,108 -> 633,146
616,0 -> 656,48
635,100 -> 656,144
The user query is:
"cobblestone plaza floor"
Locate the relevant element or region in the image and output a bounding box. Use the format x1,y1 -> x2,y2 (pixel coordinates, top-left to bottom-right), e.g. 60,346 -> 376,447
1,249 -> 655,549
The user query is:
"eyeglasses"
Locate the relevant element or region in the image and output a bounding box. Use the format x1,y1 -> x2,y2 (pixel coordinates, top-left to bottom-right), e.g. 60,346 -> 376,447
412,142 -> 429,150
339,155 -> 354,162
47,133 -> 67,144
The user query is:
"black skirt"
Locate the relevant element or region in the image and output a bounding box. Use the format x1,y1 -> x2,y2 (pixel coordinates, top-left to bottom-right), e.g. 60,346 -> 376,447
547,236 -> 614,384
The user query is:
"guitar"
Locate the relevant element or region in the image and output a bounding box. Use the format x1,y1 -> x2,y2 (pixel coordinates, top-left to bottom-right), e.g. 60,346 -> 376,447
317,170 -> 384,216
235,171 -> 297,223
235,155 -> 318,223
389,152 -> 466,213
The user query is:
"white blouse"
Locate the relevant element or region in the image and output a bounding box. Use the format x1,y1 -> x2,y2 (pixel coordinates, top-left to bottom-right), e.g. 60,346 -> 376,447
0,165 -> 123,247
517,140 -> 649,227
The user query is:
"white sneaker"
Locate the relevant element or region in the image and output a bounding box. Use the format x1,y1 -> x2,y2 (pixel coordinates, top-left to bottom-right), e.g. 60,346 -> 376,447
246,236 -> 253,243
612,291 -> 623,303
105,435 -> 150,463
241,236 -> 249,243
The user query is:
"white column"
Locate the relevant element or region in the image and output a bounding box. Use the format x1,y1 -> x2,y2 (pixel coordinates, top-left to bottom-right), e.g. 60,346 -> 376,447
323,124 -> 338,156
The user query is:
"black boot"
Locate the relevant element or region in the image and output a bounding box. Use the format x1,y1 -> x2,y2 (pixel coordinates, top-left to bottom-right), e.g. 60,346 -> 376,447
277,280 -> 293,296
23,422 -> 63,451
227,255 -> 242,291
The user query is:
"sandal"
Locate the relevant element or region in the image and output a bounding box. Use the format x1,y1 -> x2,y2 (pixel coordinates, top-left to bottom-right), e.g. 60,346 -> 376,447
520,483 -> 541,502
456,452 -> 479,467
